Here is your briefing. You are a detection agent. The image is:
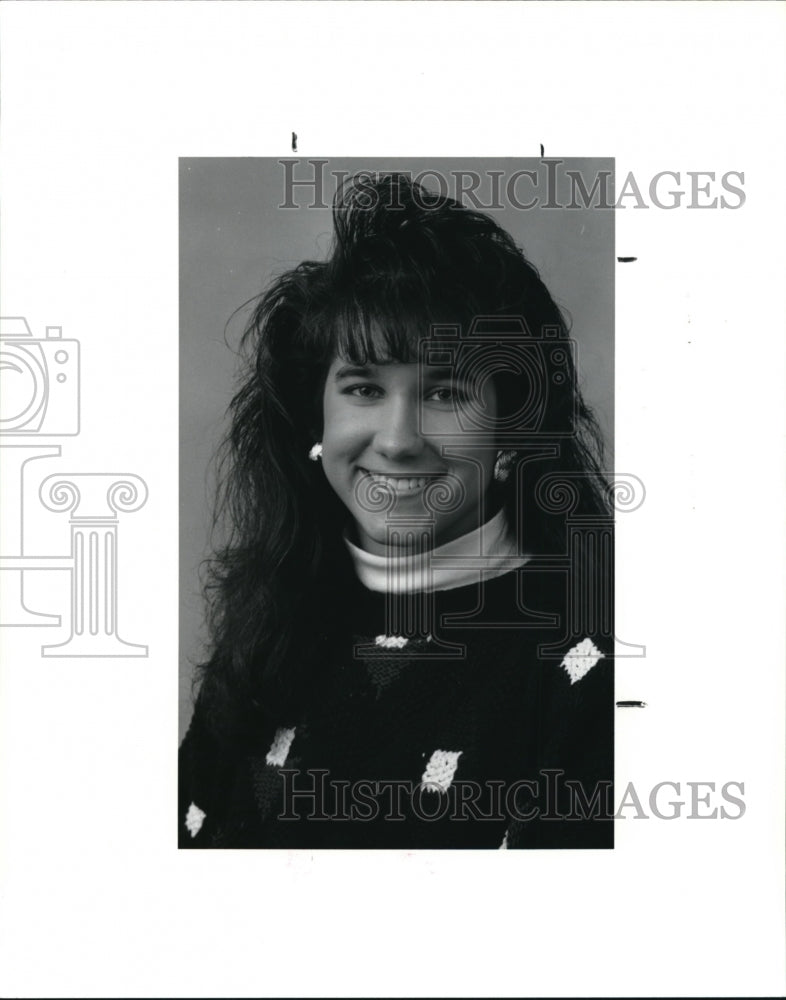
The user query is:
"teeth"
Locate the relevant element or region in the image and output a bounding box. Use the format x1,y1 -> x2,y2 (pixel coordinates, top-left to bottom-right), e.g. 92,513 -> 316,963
368,473 -> 429,493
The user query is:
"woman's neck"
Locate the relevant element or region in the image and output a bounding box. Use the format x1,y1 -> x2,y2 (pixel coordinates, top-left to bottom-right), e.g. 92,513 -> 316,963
344,508 -> 529,593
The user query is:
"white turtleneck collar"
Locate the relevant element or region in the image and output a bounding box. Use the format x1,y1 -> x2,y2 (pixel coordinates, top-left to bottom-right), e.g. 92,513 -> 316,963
344,508 -> 529,593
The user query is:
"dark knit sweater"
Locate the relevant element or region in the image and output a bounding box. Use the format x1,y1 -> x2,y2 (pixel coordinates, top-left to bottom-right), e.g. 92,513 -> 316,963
179,565 -> 614,849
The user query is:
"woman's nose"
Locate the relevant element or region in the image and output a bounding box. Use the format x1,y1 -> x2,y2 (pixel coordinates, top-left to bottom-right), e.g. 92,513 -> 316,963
373,396 -> 424,461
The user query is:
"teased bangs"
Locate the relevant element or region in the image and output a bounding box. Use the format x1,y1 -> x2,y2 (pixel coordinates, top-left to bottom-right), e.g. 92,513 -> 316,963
314,274 -> 479,368
330,301 -> 431,366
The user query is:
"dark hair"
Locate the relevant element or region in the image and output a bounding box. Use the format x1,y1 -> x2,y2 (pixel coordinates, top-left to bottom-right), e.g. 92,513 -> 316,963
196,174 -> 611,744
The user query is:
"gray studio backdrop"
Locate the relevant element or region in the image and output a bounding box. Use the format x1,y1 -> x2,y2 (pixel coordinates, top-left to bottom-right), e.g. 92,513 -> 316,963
179,157 -> 615,741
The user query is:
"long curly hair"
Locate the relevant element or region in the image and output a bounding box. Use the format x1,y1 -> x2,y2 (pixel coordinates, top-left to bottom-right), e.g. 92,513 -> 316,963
195,174 -> 611,745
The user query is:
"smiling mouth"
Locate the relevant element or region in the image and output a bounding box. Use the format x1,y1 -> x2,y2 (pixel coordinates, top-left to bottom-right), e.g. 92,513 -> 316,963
359,469 -> 441,495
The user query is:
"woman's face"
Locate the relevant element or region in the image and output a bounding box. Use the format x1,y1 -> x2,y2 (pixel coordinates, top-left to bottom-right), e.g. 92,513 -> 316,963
321,357 -> 498,554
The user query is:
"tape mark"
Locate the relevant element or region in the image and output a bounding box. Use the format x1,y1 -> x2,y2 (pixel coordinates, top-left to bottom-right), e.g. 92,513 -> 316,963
617,257 -> 638,263
291,131 -> 298,153
540,143 -> 544,157
616,700 -> 647,708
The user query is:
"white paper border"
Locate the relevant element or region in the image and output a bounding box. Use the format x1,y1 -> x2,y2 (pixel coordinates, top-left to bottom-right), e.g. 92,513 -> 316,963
1,2 -> 783,998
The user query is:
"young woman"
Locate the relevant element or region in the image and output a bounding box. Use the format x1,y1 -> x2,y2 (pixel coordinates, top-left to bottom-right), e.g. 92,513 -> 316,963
179,173 -> 614,849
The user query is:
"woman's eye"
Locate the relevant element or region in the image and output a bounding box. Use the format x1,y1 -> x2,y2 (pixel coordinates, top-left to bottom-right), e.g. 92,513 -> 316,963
345,384 -> 383,399
426,385 -> 464,404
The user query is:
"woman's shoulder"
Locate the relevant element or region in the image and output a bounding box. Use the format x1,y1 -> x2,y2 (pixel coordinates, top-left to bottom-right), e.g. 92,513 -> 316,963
435,563 -> 613,653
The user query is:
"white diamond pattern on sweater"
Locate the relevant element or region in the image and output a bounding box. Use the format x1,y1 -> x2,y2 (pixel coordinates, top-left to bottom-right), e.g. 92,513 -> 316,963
560,637 -> 603,684
266,726 -> 296,767
421,749 -> 463,793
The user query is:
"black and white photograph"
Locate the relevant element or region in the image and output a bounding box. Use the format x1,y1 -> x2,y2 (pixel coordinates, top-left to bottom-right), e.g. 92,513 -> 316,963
179,159 -> 615,849
1,2 -> 784,997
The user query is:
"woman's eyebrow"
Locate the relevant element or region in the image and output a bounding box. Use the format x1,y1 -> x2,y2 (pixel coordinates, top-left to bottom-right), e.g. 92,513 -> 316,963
334,364 -> 375,380
422,367 -> 472,386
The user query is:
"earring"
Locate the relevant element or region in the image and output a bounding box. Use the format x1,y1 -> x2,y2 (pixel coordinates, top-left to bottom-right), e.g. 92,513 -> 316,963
308,442 -> 323,461
494,450 -> 515,483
